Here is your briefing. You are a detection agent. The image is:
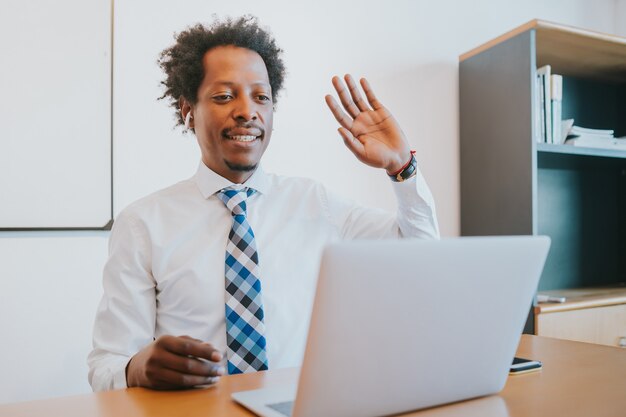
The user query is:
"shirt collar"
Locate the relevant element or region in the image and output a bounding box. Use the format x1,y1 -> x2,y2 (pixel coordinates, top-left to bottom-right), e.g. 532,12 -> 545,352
194,161 -> 270,199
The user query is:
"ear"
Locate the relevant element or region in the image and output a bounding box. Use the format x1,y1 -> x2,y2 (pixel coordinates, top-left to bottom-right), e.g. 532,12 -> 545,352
178,96 -> 194,129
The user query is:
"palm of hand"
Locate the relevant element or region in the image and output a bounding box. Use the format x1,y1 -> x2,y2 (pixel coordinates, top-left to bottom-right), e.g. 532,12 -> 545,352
350,107 -> 406,168
326,75 -> 410,173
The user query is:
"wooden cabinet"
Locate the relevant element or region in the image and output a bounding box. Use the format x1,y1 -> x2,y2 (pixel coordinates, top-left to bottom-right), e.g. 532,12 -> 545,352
459,20 -> 626,335
535,287 -> 626,347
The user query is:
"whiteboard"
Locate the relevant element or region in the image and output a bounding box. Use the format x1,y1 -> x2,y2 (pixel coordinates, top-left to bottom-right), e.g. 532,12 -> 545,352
0,0 -> 112,230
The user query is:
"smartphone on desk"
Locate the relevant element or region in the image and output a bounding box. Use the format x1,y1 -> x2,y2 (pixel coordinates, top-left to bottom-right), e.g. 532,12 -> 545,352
509,357 -> 542,375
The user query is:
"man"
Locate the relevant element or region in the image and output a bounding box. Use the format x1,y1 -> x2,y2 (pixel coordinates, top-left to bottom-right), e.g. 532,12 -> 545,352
88,16 -> 438,391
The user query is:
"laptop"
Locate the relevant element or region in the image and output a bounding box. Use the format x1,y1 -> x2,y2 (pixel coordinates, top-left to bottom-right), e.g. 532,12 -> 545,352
232,236 -> 550,417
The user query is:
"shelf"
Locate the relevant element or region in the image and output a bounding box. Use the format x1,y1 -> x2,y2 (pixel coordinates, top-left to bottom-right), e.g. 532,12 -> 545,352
460,19 -> 626,335
535,21 -> 626,82
535,286 -> 626,314
461,19 -> 626,82
537,143 -> 626,159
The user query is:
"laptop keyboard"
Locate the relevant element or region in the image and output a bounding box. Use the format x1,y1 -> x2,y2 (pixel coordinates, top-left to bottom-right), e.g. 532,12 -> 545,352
267,400 -> 294,416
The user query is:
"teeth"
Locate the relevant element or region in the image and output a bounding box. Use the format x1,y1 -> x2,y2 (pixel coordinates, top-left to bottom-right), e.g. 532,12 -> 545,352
229,135 -> 257,142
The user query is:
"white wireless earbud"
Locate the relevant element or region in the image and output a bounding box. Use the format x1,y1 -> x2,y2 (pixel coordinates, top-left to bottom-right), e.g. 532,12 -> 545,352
184,112 -> 192,129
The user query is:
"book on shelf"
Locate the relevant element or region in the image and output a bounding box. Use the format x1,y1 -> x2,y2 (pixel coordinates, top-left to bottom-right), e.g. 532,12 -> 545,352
537,65 -> 552,143
563,121 -> 625,150
565,137 -> 626,151
535,75 -> 544,143
550,74 -> 563,144
534,67 -> 623,150
561,119 -> 574,143
570,126 -> 614,136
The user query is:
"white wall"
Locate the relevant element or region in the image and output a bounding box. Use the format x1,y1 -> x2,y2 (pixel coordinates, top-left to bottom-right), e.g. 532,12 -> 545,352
0,0 -> 620,404
616,0 -> 626,36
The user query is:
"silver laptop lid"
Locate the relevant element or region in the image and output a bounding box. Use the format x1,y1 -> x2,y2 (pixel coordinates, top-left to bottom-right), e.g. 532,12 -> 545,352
292,236 -> 550,417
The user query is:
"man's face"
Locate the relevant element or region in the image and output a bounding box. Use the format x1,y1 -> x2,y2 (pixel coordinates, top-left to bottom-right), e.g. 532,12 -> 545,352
191,45 -> 273,183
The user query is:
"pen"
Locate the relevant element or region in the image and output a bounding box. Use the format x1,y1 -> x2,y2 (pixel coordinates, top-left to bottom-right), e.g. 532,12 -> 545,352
537,294 -> 566,303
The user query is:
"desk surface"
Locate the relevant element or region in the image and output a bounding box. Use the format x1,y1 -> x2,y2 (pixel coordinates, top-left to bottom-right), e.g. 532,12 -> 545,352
1,335 -> 625,417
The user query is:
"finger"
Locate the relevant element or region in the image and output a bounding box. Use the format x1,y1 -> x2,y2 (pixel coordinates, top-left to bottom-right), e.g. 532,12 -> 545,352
179,335 -> 205,344
360,78 -> 383,110
325,94 -> 353,130
150,367 -> 220,389
337,127 -> 366,159
158,335 -> 222,362
157,349 -> 224,377
345,74 -> 369,112
331,75 -> 360,119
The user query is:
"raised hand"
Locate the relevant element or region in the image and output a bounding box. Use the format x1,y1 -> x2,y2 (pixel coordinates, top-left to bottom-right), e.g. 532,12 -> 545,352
126,335 -> 224,390
325,74 -> 412,174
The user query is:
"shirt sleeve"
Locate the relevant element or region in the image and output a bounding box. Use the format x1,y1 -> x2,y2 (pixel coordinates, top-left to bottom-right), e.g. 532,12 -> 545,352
324,165 -> 439,240
87,208 -> 157,391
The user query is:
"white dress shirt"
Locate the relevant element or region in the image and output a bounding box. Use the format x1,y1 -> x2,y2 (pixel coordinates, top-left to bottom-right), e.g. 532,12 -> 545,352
88,162 -> 439,391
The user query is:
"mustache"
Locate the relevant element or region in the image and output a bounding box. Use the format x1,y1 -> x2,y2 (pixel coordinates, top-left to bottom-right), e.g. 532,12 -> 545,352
222,122 -> 264,137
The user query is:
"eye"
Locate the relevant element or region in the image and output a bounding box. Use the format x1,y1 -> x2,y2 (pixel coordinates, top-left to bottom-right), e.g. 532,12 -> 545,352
213,94 -> 233,102
257,94 -> 271,102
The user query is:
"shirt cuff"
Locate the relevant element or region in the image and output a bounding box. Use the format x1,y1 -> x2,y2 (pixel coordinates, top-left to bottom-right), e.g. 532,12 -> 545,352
390,166 -> 440,239
112,360 -> 130,390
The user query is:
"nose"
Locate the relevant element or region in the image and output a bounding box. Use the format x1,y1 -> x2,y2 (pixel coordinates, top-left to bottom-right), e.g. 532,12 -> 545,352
232,96 -> 258,122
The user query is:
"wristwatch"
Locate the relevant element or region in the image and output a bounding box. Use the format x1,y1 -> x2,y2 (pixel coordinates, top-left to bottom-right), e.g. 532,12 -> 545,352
388,151 -> 417,182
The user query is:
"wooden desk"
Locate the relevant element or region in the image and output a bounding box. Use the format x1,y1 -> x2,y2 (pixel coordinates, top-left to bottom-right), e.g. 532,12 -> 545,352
1,335 -> 625,417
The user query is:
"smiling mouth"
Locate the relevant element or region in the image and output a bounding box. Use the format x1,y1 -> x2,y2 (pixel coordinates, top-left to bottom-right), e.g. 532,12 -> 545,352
222,126 -> 264,143
227,135 -> 259,142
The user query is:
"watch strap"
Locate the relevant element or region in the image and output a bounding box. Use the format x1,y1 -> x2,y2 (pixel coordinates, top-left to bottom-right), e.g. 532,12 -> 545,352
388,151 -> 417,182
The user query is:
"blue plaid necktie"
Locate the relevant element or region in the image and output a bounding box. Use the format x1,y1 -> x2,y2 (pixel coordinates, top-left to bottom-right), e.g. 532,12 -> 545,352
217,186 -> 269,374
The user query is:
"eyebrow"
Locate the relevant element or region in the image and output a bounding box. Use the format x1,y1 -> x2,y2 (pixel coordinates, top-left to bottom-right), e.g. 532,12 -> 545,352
211,81 -> 270,88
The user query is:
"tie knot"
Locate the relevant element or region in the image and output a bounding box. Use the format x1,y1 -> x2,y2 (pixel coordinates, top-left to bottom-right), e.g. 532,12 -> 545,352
217,186 -> 256,216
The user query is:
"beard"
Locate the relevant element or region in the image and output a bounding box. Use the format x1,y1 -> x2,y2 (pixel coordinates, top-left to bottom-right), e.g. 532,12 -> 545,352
224,160 -> 258,172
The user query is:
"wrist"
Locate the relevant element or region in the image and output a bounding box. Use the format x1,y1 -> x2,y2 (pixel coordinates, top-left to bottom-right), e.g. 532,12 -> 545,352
386,152 -> 411,175
125,351 -> 144,388
125,356 -> 137,387
388,151 -> 417,182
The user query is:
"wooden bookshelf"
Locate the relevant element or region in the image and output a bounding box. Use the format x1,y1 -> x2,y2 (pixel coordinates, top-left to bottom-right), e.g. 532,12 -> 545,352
459,20 -> 626,336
